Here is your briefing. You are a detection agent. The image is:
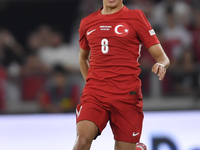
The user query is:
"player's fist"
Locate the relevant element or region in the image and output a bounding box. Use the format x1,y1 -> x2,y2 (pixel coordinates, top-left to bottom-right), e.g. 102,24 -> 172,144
136,142 -> 147,150
152,63 -> 166,81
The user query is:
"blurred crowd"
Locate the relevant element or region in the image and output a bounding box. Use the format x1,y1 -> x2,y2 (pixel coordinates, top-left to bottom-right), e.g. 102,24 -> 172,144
0,0 -> 200,113
0,25 -> 82,113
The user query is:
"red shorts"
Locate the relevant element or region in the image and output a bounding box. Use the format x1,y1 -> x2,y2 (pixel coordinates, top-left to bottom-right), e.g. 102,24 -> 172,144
76,93 -> 144,143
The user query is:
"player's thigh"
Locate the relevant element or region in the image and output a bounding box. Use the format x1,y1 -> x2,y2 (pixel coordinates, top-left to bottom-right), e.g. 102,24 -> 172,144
115,141 -> 136,150
110,99 -> 144,143
76,120 -> 99,142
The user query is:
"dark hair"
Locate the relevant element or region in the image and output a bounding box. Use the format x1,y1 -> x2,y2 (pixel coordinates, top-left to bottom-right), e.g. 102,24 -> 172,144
166,6 -> 174,15
52,64 -> 67,75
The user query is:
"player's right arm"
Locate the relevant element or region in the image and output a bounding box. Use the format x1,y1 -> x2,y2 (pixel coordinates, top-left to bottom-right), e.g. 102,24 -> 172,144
79,48 -> 90,81
78,18 -> 90,81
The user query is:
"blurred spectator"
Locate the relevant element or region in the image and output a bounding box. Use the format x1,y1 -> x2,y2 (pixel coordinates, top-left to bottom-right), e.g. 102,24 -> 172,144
152,0 -> 192,28
17,25 -> 53,101
37,25 -> 53,48
21,52 -> 48,76
27,25 -> 53,53
27,32 -> 43,52
162,6 -> 192,66
20,52 -> 48,100
0,29 -> 24,67
38,26 -> 79,71
169,49 -> 199,95
39,65 -> 79,113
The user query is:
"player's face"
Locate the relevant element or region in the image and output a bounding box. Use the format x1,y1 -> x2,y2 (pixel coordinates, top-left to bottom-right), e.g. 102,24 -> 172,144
103,0 -> 123,9
54,73 -> 66,87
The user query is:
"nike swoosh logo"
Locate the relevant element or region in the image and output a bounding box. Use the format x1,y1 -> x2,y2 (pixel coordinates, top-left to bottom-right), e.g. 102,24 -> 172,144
132,132 -> 139,136
76,106 -> 82,118
87,29 -> 96,35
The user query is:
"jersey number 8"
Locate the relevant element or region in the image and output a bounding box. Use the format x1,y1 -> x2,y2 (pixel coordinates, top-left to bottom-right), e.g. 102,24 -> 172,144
101,38 -> 109,54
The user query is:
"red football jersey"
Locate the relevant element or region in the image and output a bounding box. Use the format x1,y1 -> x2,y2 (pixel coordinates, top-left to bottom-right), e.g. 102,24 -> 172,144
79,6 -> 160,99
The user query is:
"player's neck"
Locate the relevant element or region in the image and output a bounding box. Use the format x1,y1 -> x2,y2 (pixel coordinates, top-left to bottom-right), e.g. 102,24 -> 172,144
101,3 -> 123,15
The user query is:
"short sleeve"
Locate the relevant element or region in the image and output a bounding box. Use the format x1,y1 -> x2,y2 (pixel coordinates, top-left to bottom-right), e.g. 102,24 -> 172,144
135,10 -> 160,49
79,20 -> 90,51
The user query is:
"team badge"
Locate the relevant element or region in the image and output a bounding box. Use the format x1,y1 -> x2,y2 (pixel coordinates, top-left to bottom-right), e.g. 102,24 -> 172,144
114,23 -> 129,37
149,29 -> 156,36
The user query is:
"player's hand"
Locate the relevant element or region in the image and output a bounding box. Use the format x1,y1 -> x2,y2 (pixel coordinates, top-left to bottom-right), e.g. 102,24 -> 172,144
152,63 -> 166,81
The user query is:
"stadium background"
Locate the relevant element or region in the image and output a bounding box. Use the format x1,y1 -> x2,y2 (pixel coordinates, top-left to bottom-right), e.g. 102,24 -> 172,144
0,0 -> 200,150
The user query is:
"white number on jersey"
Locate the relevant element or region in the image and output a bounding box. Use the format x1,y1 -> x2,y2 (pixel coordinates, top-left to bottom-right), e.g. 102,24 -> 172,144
101,38 -> 109,54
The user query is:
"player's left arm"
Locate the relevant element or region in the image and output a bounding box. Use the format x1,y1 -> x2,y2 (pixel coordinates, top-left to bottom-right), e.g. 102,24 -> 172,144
148,43 -> 170,81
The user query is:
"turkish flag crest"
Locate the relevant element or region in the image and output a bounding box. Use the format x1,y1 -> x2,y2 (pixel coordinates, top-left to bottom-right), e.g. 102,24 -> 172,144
114,23 -> 129,37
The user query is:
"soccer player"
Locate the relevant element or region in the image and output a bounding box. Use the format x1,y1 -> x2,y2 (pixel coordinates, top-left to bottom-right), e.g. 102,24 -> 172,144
73,0 -> 170,150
